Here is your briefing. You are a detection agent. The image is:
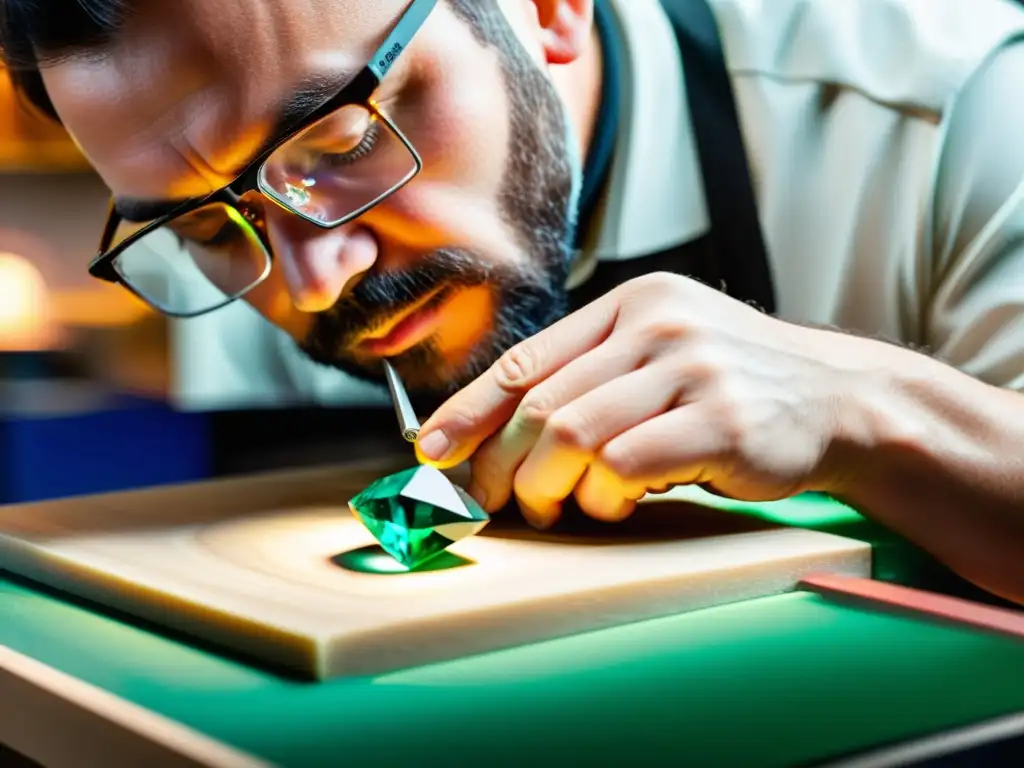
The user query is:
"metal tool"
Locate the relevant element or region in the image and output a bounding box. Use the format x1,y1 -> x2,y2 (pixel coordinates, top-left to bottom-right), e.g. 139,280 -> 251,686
383,359 -> 421,443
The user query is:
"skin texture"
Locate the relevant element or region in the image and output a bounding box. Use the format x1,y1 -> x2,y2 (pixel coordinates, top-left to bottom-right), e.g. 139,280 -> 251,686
43,0 -> 598,393
417,272 -> 1024,603
418,273 -> 870,520
32,0 -> 1024,602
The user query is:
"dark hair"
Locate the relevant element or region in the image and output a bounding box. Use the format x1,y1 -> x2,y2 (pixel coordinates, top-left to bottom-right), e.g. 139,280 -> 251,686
0,0 -> 130,119
0,0 -> 507,121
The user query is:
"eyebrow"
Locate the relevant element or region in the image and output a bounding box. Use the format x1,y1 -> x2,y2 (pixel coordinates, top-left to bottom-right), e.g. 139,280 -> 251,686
113,69 -> 359,223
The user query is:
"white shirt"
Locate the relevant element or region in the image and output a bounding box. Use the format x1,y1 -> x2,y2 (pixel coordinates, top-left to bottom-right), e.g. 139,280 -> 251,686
170,0 -> 1024,409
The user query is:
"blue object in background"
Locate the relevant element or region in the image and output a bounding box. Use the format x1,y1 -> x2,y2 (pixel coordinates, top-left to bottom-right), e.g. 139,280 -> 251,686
0,379 -> 211,504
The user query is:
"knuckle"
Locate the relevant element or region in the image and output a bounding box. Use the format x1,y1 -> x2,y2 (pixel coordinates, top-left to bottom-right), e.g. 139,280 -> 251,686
641,318 -> 690,350
710,399 -> 747,450
600,444 -> 643,483
631,271 -> 685,295
516,393 -> 555,433
617,272 -> 685,309
681,346 -> 725,386
494,343 -> 542,391
544,411 -> 595,452
659,329 -> 729,387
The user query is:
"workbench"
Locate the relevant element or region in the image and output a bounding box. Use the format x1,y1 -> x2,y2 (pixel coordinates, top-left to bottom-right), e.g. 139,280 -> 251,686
2,464 -> 1023,767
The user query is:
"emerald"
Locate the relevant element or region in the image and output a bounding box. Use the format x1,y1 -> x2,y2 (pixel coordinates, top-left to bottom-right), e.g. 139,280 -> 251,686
348,465 -> 490,570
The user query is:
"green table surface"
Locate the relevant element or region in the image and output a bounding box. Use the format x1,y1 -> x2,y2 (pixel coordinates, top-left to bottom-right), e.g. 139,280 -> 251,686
3,491 -> 1023,767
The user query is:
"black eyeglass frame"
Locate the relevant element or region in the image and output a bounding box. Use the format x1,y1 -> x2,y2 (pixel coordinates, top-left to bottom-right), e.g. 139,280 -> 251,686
87,0 -> 439,305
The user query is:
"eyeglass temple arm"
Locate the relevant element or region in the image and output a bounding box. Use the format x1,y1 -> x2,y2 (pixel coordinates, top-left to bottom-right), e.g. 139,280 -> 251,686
98,200 -> 123,253
368,0 -> 439,80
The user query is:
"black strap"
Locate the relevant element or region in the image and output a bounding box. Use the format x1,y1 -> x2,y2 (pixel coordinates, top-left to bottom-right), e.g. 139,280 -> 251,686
660,0 -> 777,314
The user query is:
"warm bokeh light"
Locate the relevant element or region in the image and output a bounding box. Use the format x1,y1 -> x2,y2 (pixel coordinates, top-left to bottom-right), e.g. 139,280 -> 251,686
0,251 -> 59,351
0,67 -> 90,172
50,286 -> 154,329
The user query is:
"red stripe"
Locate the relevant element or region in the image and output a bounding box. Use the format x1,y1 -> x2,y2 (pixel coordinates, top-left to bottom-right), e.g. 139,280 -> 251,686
799,575 -> 1024,641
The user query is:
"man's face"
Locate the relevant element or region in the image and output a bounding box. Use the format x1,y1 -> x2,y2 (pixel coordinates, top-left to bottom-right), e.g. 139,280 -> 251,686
43,0 -> 583,394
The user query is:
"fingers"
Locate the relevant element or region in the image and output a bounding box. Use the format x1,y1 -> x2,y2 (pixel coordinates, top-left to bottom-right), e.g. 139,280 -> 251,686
574,461 -> 643,523
415,292 -> 621,468
599,402 -> 729,491
467,339 -> 651,515
503,359 -> 684,527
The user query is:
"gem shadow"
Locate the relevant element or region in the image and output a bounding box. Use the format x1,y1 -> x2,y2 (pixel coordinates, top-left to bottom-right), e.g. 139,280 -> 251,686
480,498 -> 777,546
331,545 -> 476,575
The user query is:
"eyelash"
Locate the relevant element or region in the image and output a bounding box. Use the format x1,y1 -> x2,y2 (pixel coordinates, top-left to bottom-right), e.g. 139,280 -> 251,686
321,120 -> 382,168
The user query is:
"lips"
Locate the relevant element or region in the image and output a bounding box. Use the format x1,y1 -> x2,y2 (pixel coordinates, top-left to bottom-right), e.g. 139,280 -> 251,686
357,287 -> 450,357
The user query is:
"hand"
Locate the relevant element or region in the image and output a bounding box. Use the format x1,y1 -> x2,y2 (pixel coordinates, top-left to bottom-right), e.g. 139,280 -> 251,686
416,272 -> 884,528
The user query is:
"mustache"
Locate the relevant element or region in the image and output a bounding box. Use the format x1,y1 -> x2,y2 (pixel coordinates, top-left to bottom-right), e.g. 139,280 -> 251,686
309,250 -> 496,347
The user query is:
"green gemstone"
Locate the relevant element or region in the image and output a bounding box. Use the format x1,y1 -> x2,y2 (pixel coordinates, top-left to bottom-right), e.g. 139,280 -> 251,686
348,465 -> 490,570
283,181 -> 311,206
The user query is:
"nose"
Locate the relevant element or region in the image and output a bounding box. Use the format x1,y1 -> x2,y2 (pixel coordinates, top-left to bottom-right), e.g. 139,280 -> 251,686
263,204 -> 379,313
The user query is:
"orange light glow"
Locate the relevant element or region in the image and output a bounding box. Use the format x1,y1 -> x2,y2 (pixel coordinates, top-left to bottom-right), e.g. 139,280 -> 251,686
50,286 -> 153,329
0,251 -> 59,351
0,67 -> 91,172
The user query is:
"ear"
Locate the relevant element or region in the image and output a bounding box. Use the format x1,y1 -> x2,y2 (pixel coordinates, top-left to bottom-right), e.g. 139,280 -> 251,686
531,0 -> 594,65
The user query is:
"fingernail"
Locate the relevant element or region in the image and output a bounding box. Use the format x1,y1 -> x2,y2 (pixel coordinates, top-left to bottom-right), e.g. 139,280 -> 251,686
417,430 -> 451,462
467,482 -> 488,511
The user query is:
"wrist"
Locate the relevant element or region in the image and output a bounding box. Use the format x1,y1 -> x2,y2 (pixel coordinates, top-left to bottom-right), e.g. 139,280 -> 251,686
822,340 -> 1010,502
811,336 -> 957,495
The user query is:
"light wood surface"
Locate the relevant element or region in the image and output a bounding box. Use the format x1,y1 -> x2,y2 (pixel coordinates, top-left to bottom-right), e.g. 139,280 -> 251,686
0,459 -> 871,679
0,646 -> 267,768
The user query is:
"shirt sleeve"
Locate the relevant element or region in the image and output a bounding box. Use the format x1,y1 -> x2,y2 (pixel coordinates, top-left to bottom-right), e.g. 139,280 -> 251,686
926,36 -> 1024,391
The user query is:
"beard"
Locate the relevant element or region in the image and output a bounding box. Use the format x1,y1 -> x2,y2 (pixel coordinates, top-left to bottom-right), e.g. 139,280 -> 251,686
295,9 -> 581,398
298,248 -> 568,398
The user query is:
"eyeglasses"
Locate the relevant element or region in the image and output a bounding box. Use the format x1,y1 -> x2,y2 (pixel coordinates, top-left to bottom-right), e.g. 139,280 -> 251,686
87,0 -> 438,318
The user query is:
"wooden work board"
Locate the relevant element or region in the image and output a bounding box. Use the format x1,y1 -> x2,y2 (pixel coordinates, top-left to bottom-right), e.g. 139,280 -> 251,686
0,459 -> 871,680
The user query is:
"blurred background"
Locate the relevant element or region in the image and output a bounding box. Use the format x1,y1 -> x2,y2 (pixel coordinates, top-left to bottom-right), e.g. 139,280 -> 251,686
0,66 -> 407,505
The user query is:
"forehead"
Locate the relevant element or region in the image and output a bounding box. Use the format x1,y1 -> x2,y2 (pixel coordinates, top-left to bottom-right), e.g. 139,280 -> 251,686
41,0 -> 410,201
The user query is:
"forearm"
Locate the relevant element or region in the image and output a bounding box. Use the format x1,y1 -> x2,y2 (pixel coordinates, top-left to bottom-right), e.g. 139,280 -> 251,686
834,352 -> 1024,604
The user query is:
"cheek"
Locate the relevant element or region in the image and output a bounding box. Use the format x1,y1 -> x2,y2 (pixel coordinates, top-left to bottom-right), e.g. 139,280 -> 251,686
405,1 -> 514,192
409,47 -> 511,203
378,47 -> 526,264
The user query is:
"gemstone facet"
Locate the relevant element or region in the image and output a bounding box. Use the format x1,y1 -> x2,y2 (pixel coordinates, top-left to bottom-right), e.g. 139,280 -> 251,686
348,465 -> 490,570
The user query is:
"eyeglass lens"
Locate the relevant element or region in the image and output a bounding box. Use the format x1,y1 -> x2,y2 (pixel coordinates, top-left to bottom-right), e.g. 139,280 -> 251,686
260,104 -> 418,225
111,203 -> 270,317
111,104 -> 417,316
